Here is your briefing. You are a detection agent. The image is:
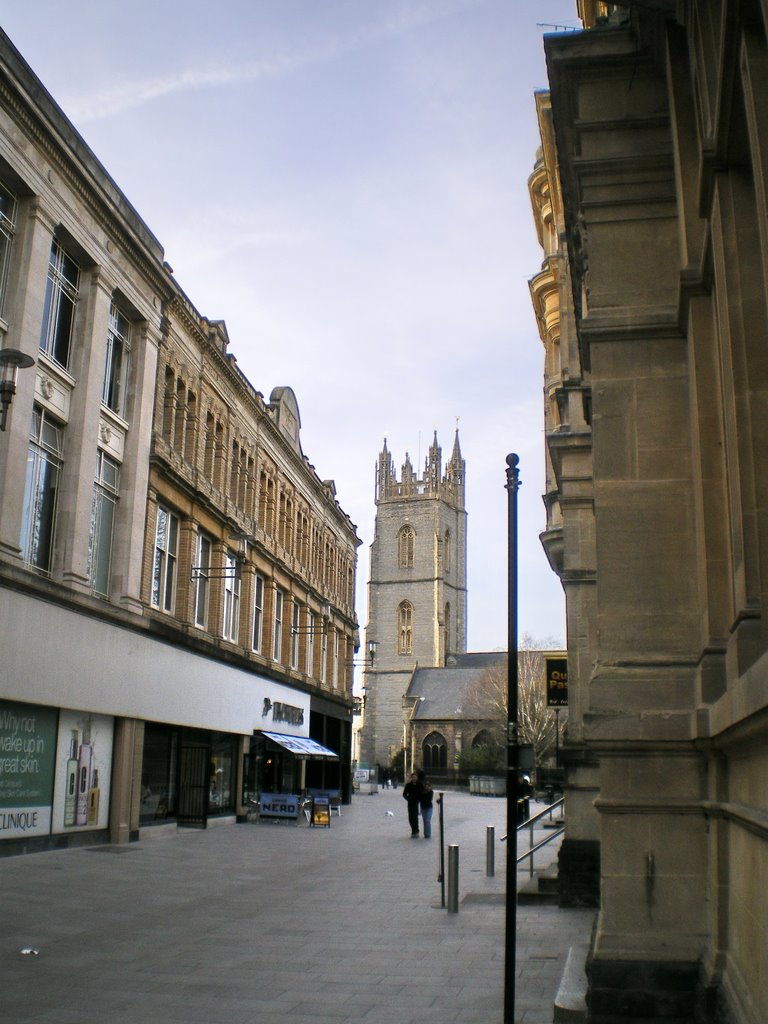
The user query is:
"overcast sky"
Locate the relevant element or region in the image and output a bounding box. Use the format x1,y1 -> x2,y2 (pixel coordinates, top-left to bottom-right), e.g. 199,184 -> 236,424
3,0 -> 578,651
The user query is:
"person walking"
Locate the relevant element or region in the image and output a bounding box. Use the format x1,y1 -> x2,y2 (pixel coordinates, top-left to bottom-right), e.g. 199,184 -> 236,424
402,772 -> 421,837
419,779 -> 434,839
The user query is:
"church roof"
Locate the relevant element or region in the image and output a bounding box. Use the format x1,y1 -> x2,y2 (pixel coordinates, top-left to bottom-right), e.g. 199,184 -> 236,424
405,652 -> 506,720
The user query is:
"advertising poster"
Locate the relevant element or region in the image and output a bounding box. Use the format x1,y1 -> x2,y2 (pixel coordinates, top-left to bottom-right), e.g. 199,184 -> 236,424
545,657 -> 569,708
51,711 -> 114,834
0,700 -> 58,839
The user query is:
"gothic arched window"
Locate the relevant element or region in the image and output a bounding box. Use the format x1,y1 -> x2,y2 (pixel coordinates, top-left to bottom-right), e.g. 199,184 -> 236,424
444,528 -> 451,572
398,525 -> 415,568
423,732 -> 447,770
398,600 -> 413,655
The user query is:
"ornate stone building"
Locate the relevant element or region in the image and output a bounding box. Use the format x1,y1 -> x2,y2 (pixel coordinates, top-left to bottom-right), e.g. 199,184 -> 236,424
0,26 -> 359,853
358,433 -> 466,769
532,2 -> 768,1021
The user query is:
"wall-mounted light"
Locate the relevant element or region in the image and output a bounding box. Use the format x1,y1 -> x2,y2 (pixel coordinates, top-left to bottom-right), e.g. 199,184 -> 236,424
347,639 -> 378,669
191,529 -> 249,580
0,348 -> 35,432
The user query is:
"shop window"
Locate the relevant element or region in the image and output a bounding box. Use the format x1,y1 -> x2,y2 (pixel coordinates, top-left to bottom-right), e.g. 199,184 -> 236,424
140,723 -> 179,824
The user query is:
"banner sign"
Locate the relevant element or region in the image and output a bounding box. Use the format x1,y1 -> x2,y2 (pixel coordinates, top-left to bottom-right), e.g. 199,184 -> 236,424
545,657 -> 569,708
0,701 -> 57,839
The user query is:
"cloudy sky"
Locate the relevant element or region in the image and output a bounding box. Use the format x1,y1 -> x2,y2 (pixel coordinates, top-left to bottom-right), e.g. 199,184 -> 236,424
3,0 -> 578,651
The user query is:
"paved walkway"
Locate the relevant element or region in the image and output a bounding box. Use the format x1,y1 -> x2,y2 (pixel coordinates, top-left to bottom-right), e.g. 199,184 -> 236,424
1,789 -> 594,1024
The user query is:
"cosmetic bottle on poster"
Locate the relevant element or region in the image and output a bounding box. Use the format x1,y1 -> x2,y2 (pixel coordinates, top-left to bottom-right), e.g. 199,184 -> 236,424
87,770 -> 100,826
75,723 -> 93,826
64,730 -> 79,827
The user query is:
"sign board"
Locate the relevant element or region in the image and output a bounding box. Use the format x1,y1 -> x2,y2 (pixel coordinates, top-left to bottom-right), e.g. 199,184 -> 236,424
259,793 -> 299,819
545,657 -> 568,708
312,796 -> 331,828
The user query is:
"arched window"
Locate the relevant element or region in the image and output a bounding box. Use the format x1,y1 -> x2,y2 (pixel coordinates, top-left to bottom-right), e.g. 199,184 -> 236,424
423,732 -> 447,770
398,525 -> 415,568
444,602 -> 451,656
472,729 -> 494,749
444,528 -> 451,572
398,600 -> 413,655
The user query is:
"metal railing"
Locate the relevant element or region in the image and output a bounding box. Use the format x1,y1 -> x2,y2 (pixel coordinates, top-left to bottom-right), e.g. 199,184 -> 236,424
502,797 -> 564,877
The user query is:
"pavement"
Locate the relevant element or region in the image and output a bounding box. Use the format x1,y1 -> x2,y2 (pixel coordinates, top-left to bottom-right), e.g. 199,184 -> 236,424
1,788 -> 595,1024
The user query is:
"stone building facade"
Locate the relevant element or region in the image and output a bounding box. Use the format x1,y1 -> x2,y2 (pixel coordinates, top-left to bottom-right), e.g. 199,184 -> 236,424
358,433 -> 466,769
0,27 -> 359,854
533,2 -> 768,1021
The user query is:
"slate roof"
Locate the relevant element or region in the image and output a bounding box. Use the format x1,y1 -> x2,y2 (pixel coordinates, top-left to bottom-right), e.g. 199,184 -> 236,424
405,652 -> 506,721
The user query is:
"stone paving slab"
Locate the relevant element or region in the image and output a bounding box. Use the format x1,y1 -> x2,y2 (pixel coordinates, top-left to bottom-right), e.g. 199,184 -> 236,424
0,790 -> 594,1024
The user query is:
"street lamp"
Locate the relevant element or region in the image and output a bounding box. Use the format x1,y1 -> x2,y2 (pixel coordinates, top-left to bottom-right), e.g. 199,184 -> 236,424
0,348 -> 35,431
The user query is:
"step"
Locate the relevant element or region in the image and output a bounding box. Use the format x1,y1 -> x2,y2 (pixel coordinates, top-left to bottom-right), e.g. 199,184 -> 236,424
517,875 -> 559,905
554,943 -> 590,1023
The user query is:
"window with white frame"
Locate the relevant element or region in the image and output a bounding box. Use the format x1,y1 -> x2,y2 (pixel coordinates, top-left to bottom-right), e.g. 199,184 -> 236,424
222,553 -> 241,643
332,629 -> 339,689
0,179 -> 17,319
252,573 -> 264,653
40,238 -> 79,370
21,406 -> 63,574
320,625 -> 328,685
102,300 -> 131,417
273,587 -> 284,662
88,449 -> 119,596
194,532 -> 212,629
152,505 -> 179,612
306,610 -> 315,676
290,600 -> 300,669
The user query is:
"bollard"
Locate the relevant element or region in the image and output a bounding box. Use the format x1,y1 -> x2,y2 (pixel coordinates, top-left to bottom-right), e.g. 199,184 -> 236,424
486,825 -> 495,877
447,844 -> 459,913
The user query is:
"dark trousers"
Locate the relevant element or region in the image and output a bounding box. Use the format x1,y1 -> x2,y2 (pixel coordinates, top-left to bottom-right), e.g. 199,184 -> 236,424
407,801 -> 420,834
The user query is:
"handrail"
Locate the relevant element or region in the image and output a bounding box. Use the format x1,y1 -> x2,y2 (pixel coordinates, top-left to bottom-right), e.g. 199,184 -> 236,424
516,827 -> 564,870
501,797 -> 565,878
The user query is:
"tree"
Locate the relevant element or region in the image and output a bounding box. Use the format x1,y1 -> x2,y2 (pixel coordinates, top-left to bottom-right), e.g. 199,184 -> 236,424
461,634 -> 566,767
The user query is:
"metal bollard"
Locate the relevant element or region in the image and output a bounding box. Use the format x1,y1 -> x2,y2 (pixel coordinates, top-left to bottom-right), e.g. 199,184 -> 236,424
486,825 -> 495,877
447,844 -> 459,914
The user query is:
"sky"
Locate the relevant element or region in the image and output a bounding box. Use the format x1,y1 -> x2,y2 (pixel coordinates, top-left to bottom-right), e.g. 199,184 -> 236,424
2,0 -> 579,651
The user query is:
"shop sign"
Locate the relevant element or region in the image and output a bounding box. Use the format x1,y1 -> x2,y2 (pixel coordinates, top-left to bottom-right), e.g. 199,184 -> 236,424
261,698 -> 305,728
545,657 -> 568,707
0,701 -> 57,839
311,796 -> 330,828
260,793 -> 299,819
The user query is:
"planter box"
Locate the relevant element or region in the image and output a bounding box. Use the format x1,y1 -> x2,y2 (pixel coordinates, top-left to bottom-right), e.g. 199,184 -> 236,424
469,775 -> 506,796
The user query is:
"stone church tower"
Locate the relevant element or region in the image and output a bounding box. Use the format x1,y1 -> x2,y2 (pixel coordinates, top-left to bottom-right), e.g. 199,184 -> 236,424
359,432 -> 467,769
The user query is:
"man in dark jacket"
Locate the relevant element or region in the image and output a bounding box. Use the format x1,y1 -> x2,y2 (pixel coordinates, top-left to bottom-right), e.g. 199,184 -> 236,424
402,773 -> 421,837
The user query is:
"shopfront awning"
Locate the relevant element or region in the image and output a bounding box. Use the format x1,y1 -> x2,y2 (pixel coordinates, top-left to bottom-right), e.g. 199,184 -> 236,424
261,732 -> 339,761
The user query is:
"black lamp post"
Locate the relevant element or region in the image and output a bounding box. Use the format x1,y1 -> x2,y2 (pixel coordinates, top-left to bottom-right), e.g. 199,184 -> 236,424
504,453 -> 521,1024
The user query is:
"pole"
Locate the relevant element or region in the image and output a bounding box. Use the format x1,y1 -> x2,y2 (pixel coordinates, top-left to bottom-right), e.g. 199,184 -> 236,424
437,792 -> 445,907
447,844 -> 460,913
504,453 -> 521,1024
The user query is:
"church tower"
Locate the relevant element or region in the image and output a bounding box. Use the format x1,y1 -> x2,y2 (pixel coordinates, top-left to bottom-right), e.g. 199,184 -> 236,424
359,432 -> 467,769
